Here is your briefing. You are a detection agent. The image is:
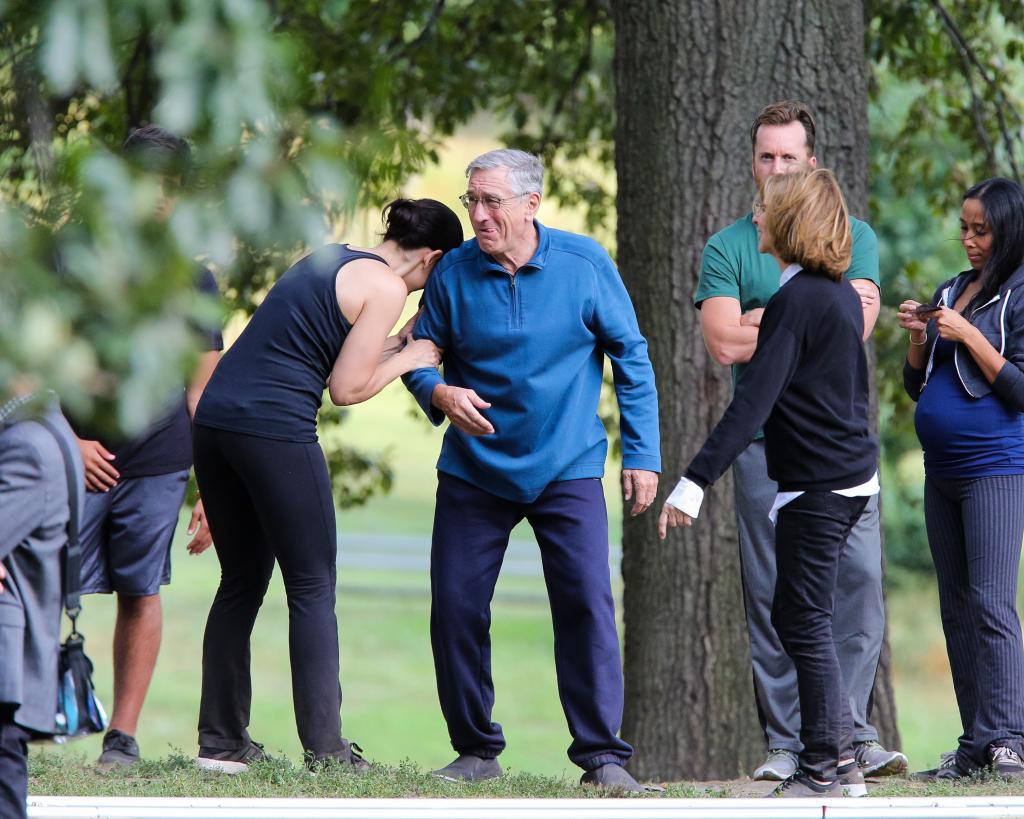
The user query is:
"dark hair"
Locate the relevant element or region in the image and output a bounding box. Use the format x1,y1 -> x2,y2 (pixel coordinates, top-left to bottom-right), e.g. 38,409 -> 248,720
122,124 -> 192,180
962,177 -> 1024,308
382,198 -> 463,254
750,100 -> 816,156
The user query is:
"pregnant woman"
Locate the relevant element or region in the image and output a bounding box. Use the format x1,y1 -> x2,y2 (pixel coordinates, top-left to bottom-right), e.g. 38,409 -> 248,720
191,199 -> 463,772
899,177 -> 1024,781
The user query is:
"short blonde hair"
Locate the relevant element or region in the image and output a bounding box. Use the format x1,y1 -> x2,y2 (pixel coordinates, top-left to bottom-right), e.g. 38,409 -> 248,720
757,169 -> 852,280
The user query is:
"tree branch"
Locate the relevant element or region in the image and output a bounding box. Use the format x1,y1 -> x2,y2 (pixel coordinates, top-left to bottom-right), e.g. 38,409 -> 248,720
931,0 -> 1021,178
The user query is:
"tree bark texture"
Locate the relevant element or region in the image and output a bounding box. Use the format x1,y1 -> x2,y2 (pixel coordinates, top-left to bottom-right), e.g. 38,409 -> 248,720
613,0 -> 899,780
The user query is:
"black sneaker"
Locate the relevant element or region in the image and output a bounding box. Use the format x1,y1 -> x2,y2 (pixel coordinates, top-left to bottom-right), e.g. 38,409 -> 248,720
767,770 -> 842,798
306,738 -> 371,774
431,753 -> 502,782
989,744 -> 1024,779
580,762 -> 644,793
837,760 -> 867,797
96,729 -> 140,771
911,753 -> 977,782
196,740 -> 267,774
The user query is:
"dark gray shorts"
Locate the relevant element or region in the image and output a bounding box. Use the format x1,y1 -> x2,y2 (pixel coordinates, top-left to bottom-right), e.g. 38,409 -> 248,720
79,470 -> 189,596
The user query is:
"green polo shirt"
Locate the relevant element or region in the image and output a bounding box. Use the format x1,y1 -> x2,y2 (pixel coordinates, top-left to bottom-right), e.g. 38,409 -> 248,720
695,212 -> 880,437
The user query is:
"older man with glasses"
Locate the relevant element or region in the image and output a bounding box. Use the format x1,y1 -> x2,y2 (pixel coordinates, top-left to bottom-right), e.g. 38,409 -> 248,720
404,148 -> 660,791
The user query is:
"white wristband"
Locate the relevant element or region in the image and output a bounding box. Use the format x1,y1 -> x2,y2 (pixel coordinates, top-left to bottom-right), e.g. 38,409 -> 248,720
665,477 -> 704,519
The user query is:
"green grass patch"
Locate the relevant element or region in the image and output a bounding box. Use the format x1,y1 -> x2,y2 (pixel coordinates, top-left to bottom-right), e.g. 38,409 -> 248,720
30,752 -> 713,799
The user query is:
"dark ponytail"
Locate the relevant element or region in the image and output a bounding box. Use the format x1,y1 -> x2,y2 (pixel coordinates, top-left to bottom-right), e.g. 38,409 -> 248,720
382,198 -> 463,255
963,177 -> 1024,309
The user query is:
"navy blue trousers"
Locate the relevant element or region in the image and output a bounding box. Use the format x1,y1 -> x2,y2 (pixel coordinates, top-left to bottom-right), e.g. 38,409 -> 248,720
772,491 -> 868,782
925,474 -> 1024,768
430,473 -> 631,770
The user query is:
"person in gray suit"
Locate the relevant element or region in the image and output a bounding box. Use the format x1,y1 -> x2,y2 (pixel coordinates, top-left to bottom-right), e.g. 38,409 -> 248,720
0,391 -> 83,819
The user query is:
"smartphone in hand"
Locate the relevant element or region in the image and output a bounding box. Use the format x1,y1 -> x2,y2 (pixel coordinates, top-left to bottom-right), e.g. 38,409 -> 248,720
913,303 -> 942,318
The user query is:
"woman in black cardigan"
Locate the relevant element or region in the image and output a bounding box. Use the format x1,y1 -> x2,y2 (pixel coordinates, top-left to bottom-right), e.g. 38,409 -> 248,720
659,168 -> 878,798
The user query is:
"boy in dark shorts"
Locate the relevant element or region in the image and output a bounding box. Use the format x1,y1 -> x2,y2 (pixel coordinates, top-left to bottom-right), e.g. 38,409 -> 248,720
71,125 -> 223,768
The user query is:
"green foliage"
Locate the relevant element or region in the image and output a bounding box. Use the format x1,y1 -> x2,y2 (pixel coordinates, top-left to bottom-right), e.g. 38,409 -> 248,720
867,1 -> 1024,573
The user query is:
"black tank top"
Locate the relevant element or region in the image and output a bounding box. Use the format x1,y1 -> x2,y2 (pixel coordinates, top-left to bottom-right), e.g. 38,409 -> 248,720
195,244 -> 385,442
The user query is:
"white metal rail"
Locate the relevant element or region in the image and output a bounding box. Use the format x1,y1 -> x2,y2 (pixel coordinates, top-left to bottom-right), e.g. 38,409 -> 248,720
26,796 -> 1024,819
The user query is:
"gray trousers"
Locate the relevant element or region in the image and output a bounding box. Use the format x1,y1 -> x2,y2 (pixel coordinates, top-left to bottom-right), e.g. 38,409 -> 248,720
733,440 -> 884,752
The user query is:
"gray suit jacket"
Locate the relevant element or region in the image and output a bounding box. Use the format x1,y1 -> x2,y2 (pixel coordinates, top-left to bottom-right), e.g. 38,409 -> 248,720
0,404 -> 83,733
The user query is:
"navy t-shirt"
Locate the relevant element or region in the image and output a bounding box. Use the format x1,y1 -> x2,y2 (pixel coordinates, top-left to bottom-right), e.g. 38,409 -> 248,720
915,337 -> 1024,478
71,266 -> 223,479
195,244 -> 372,442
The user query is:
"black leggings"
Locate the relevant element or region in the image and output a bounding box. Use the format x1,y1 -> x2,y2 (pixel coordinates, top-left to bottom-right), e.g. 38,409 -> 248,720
193,424 -> 344,757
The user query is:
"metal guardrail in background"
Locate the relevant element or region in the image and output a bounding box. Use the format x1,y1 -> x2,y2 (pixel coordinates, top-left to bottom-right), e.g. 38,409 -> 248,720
26,796 -> 1024,818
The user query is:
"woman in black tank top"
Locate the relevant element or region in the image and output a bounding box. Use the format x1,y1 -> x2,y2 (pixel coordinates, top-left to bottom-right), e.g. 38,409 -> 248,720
191,199 -> 462,773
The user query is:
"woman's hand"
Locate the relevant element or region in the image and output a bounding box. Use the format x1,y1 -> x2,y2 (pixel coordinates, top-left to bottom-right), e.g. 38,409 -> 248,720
896,300 -> 929,335
186,498 -> 214,555
934,306 -> 979,344
657,501 -> 693,539
403,338 -> 442,369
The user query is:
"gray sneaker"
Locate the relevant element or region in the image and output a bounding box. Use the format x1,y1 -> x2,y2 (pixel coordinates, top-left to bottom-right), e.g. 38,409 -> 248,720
854,740 -> 908,776
580,762 -> 644,793
431,754 -> 502,782
96,729 -> 140,771
753,748 -> 799,781
838,760 -> 867,797
766,770 -> 842,798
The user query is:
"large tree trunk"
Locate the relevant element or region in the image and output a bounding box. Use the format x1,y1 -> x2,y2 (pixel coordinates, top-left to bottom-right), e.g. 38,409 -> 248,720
613,0 -> 899,780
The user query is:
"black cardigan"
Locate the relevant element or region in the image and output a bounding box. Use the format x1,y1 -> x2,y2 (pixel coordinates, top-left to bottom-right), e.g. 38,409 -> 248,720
686,270 -> 877,493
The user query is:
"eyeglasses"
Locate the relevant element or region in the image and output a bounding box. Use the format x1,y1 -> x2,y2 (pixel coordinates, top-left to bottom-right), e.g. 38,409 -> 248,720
458,192 -> 527,211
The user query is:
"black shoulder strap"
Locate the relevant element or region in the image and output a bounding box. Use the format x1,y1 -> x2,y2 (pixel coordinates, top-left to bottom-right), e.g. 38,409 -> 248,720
34,417 -> 82,621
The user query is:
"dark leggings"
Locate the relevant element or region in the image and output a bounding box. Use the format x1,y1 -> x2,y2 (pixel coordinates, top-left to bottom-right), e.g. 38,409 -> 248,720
193,424 -> 345,757
772,491 -> 868,782
925,473 -> 1024,768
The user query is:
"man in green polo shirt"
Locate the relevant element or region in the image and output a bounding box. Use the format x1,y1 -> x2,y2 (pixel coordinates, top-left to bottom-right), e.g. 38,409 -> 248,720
694,100 -> 906,781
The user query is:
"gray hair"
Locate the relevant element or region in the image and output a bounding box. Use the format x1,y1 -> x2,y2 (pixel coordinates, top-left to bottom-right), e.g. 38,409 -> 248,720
466,149 -> 543,196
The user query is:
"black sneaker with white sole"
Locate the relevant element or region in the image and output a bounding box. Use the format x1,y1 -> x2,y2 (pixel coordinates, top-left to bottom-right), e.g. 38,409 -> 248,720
196,740 -> 267,774
911,752 -> 979,782
766,770 -> 842,798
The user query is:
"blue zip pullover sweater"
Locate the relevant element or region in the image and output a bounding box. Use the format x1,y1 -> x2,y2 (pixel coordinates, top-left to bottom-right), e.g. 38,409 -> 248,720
404,221 -> 661,502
